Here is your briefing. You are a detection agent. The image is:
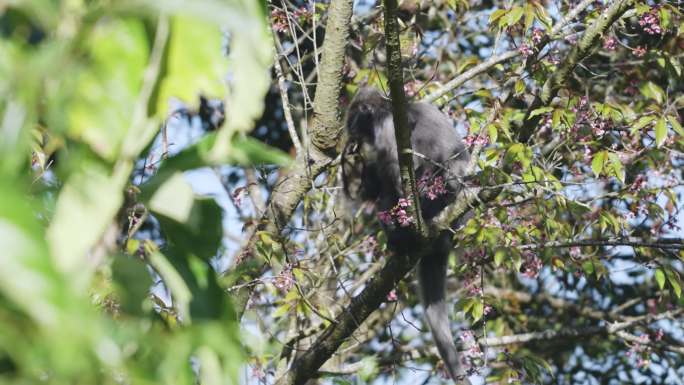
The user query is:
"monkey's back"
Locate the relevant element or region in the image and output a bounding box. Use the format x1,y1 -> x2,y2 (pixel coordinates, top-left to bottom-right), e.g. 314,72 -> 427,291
407,102 -> 469,219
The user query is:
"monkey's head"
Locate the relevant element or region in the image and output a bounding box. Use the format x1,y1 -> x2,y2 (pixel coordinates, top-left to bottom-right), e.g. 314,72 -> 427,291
345,87 -> 390,141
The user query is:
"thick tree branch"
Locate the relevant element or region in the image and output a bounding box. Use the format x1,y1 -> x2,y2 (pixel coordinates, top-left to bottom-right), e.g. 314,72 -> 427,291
231,0 -> 354,319
383,0 -> 425,232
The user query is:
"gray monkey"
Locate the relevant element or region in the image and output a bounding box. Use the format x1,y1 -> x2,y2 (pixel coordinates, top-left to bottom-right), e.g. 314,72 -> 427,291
342,87 -> 471,383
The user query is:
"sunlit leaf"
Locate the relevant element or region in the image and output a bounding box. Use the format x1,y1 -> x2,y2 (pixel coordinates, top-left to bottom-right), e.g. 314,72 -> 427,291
68,18 -> 149,161
591,151 -> 606,177
655,268 -> 666,290
654,117 -> 667,147
640,81 -> 665,104
149,172 -> 195,223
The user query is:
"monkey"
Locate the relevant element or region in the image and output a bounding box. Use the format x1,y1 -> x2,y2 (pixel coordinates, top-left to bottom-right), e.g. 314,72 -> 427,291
342,86 -> 471,383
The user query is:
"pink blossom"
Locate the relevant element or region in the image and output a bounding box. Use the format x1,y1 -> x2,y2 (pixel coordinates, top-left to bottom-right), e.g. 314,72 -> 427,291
395,208 -> 414,227
273,265 -> 294,292
378,210 -> 393,225
633,46 -> 647,57
518,44 -> 533,58
531,28 -> 544,44
387,289 -> 398,302
639,8 -> 663,35
603,36 -> 617,50
521,254 -> 543,279
655,329 -> 664,341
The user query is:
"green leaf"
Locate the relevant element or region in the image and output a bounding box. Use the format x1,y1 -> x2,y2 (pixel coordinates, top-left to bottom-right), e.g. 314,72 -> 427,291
655,268 -> 666,290
471,301 -> 484,322
670,278 -> 682,298
358,356 -> 380,381
145,1 -> 272,149
112,255 -> 154,315
149,172 -> 195,223
155,198 -> 224,261
148,250 -> 193,321
487,123 -> 498,144
272,303 -> 292,318
529,106 -> 553,119
655,117 -> 667,147
631,115 -> 656,133
640,81 -> 665,104
514,80 -> 525,95
0,182 -> 67,326
505,6 -> 524,27
67,18 -> 149,161
489,9 -> 507,25
494,249 -> 506,267
667,115 -> 684,137
607,152 -> 625,183
665,268 -> 682,298
155,16 -> 229,116
591,151 -> 607,177
47,166 -> 127,283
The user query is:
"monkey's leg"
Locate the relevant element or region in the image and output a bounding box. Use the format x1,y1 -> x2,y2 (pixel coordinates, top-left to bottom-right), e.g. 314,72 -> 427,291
417,234 -> 471,384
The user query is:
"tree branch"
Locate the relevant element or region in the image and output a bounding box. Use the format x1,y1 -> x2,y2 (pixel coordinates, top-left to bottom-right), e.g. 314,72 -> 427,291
422,0 -> 598,105
482,309 -> 684,347
383,0 -> 425,232
230,0 -> 354,319
518,0 -> 635,142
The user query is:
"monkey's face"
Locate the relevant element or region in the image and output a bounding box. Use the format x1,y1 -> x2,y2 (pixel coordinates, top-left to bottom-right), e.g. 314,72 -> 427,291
345,87 -> 389,142
346,105 -> 375,140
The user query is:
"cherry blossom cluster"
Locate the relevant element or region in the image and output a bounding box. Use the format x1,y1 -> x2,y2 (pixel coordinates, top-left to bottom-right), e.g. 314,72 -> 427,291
628,174 -> 647,192
569,96 -> 613,138
625,333 -> 652,368
459,330 -> 484,361
273,264 -> 294,292
633,45 -> 647,57
462,271 -> 483,296
464,133 -> 489,147
602,36 -> 617,51
270,6 -> 312,33
418,173 -> 448,200
531,28 -> 544,44
521,252 -> 543,279
377,198 -> 414,227
639,7 -> 663,35
518,43 -> 534,58
270,8 -> 289,33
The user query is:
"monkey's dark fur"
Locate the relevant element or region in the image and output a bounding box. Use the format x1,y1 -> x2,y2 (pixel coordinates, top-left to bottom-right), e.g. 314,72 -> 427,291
342,87 -> 470,383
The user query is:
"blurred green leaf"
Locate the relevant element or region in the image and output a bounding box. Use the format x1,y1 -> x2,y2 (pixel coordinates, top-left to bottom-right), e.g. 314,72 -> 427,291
112,255 -> 154,315
155,16 -> 228,116
67,18 -> 149,161
655,268 -> 666,290
640,82 -> 665,104
46,165 -> 127,283
150,172 -> 195,223
148,250 -> 193,322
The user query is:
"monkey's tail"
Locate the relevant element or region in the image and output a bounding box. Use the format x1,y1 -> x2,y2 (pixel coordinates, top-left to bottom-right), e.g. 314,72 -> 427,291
418,235 -> 472,385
